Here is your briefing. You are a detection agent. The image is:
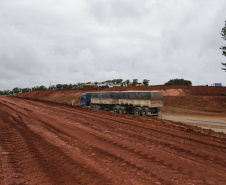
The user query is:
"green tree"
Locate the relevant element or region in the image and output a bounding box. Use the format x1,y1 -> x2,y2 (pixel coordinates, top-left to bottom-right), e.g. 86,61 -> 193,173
164,79 -> 192,86
142,79 -> 150,86
125,79 -> 130,85
32,85 -> 47,91
220,20 -> 226,71
12,87 -> 21,94
49,85 -> 56,90
56,84 -> 63,89
22,88 -> 31,93
73,83 -> 83,88
37,85 -> 46,90
116,79 -> 123,84
31,87 -> 38,91
3,90 -> 11,95
62,84 -> 69,89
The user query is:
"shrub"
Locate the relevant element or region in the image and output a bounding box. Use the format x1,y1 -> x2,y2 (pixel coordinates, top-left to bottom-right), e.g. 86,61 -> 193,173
164,79 -> 192,86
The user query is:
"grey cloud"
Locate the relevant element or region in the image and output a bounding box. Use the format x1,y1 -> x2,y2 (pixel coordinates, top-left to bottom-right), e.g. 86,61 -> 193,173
0,0 -> 226,90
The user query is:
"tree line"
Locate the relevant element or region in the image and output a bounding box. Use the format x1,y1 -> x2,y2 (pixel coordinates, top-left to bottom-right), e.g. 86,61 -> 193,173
0,79 -> 150,95
0,82 -> 84,96
0,78 -> 193,96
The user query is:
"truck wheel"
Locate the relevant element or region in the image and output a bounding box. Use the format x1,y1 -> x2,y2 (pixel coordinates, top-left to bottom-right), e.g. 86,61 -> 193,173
134,107 -> 141,115
113,106 -> 119,113
96,105 -> 101,110
141,109 -> 148,116
119,107 -> 124,114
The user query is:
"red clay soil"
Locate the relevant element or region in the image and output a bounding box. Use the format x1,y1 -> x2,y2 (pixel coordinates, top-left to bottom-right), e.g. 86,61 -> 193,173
0,96 -> 226,185
162,96 -> 226,117
16,86 -> 226,116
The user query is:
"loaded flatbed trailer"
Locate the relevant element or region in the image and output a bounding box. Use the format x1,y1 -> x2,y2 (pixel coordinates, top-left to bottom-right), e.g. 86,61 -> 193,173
80,91 -> 163,116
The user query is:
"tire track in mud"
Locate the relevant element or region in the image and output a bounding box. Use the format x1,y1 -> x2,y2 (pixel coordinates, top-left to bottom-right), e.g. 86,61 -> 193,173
10,97 -> 226,147
36,113 -> 226,184
1,97 -> 226,184
32,119 -> 176,184
37,120 -> 174,184
26,99 -> 226,149
0,109 -> 50,184
34,104 -> 226,170
2,98 -> 163,184
0,100 -> 111,185
13,101 -> 224,184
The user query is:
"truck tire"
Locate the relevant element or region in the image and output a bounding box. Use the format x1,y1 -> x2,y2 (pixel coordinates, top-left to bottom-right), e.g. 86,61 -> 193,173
134,107 -> 141,115
141,108 -> 148,116
113,106 -> 119,113
119,107 -> 125,114
96,105 -> 101,110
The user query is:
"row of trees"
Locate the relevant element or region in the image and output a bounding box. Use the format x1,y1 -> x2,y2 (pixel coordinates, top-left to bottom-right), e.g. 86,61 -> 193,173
0,79 -> 150,95
0,78 -> 193,96
0,82 -> 84,95
0,86 -> 47,96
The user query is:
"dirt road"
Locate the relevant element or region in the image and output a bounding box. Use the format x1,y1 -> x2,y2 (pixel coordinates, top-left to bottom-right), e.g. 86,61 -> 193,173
1,97 -> 226,185
162,115 -> 226,134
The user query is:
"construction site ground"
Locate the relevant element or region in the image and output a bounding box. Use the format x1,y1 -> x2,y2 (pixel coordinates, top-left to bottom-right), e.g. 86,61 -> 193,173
0,85 -> 226,184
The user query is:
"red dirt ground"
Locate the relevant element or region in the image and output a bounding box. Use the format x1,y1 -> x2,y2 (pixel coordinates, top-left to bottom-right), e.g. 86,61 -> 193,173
0,96 -> 226,184
16,85 -> 226,116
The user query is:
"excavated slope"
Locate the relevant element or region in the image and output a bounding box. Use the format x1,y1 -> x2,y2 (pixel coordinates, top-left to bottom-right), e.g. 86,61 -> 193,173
16,86 -> 226,115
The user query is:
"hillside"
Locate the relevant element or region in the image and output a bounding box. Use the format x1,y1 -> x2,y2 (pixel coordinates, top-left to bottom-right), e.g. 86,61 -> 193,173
16,85 -> 226,117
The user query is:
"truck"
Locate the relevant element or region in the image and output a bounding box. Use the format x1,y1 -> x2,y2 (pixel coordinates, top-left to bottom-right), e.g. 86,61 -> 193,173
128,82 -> 144,87
80,91 -> 163,116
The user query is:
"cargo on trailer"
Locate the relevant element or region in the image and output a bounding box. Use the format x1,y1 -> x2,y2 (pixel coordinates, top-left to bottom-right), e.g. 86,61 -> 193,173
80,91 -> 163,116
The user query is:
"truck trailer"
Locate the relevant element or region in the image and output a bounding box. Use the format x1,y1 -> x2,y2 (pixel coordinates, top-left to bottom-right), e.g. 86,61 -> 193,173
80,91 -> 163,116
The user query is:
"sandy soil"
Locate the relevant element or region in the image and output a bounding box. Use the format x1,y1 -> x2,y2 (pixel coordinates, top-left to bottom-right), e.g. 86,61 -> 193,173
162,114 -> 226,134
1,96 -> 226,184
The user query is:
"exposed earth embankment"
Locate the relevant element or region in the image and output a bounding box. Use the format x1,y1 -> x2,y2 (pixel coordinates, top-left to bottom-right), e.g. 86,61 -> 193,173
16,86 -> 226,117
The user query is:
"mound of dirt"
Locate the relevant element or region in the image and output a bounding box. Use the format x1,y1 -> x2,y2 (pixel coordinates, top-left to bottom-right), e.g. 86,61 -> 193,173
16,89 -> 83,106
162,96 -> 226,116
16,86 -> 226,116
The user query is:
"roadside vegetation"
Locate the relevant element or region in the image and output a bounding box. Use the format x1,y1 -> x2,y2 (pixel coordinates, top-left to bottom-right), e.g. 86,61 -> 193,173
0,78 -> 148,95
164,79 -> 192,86
220,20 -> 226,71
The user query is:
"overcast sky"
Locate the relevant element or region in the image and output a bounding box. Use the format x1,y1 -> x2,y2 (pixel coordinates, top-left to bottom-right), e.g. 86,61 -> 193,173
0,0 -> 226,90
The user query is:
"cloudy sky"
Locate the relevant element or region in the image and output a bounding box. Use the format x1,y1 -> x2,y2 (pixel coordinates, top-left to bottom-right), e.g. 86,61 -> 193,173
0,0 -> 226,90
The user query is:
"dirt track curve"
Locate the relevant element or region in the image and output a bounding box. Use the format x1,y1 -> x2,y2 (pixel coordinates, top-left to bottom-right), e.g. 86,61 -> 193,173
1,96 -> 226,185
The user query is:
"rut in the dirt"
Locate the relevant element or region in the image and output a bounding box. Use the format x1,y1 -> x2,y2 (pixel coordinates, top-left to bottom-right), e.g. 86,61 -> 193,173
0,96 -> 226,185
